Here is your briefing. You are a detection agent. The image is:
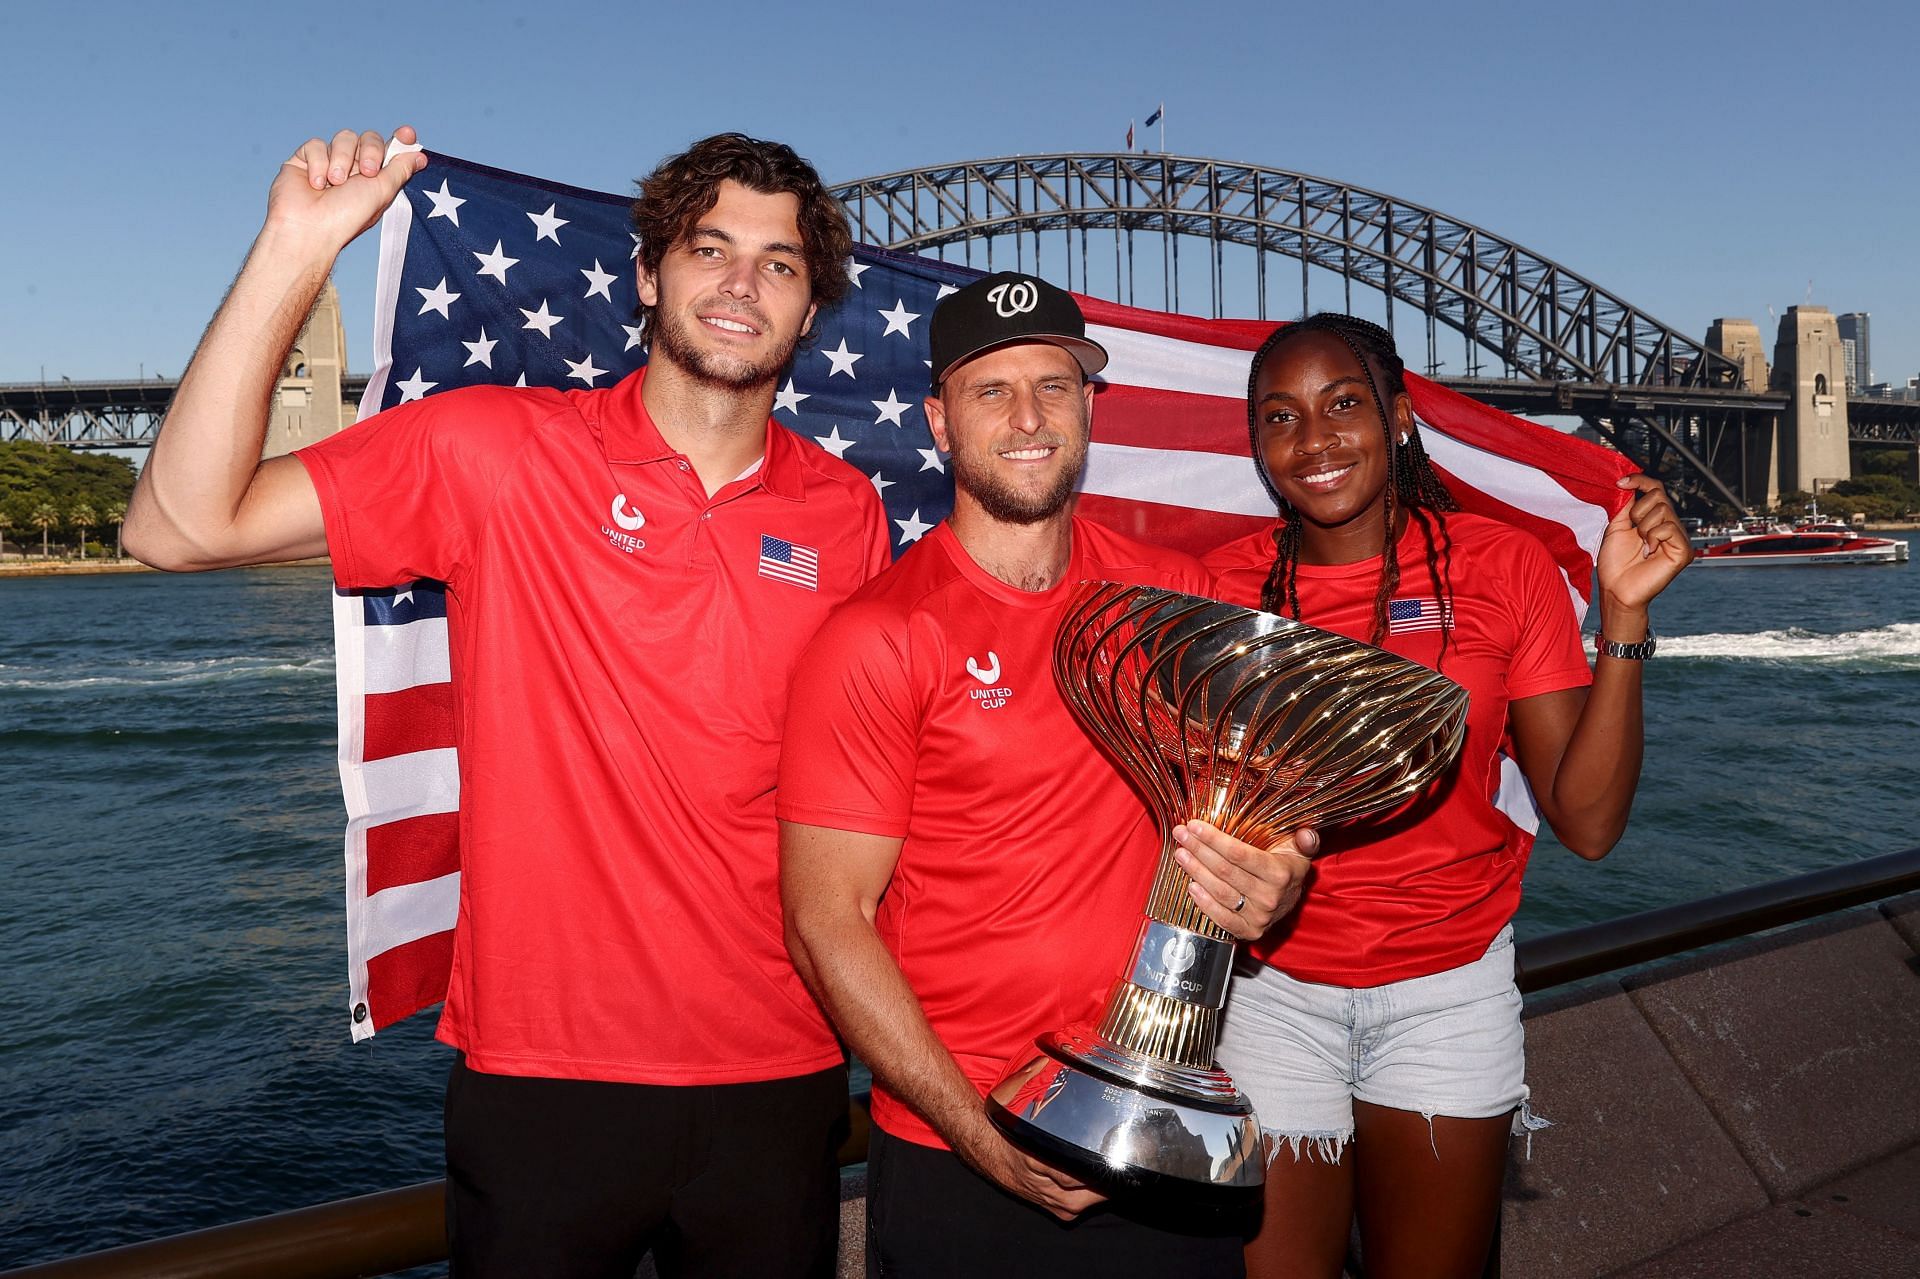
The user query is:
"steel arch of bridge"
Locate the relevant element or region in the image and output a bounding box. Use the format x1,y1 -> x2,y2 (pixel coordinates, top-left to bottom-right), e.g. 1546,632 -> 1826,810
832,152 -> 1743,392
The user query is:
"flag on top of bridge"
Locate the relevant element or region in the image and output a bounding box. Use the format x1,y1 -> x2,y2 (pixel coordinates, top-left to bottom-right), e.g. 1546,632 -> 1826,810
334,149 -> 1636,1039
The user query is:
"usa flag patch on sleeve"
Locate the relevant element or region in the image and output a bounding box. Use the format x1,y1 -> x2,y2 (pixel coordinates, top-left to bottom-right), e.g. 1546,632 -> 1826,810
758,534 -> 820,591
1388,597 -> 1453,634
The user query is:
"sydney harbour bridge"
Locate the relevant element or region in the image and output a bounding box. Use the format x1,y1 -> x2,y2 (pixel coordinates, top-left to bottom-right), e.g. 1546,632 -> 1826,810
7,152 -> 1916,515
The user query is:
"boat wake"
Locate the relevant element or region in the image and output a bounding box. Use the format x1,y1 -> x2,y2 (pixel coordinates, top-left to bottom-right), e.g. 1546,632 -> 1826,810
1662,622 -> 1920,668
0,654 -> 335,691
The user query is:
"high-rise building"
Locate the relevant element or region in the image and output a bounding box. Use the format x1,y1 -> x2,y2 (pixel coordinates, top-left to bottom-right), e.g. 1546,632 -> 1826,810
1838,312 -> 1871,394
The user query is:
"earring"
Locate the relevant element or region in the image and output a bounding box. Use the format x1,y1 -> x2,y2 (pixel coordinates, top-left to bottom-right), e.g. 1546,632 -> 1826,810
1398,433 -> 1409,444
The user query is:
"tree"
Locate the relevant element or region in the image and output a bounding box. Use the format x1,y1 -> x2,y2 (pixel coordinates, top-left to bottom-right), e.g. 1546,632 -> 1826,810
70,501 -> 97,560
0,509 -> 11,559
104,500 -> 127,560
30,501 -> 58,559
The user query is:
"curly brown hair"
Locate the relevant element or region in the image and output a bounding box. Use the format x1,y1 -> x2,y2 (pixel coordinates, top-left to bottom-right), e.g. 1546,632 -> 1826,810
630,133 -> 852,344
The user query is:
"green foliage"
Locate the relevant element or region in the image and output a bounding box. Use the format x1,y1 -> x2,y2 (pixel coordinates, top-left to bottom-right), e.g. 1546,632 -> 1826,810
1855,447 -> 1916,479
0,442 -> 137,535
1776,472 -> 1920,521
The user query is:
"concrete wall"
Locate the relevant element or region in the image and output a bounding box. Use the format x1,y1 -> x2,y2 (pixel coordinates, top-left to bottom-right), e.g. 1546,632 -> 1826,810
1771,306 -> 1855,496
1706,318 -> 1780,506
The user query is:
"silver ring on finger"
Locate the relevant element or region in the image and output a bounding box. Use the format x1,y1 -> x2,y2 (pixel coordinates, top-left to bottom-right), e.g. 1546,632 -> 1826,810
1232,895 -> 1247,913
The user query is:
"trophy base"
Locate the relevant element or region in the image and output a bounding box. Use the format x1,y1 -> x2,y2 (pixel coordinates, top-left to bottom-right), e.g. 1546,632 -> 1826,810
986,1026 -> 1264,1193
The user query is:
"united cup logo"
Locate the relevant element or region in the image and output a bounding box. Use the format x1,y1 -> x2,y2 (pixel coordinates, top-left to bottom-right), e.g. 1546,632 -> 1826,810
987,280 -> 1039,317
1160,932 -> 1199,976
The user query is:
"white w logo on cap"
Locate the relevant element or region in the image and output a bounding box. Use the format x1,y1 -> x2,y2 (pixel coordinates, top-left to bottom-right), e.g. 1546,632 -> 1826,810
986,280 -> 1039,318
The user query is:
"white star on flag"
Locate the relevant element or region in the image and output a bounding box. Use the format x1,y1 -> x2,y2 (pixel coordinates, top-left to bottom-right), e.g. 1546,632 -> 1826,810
916,447 -> 946,473
846,259 -> 871,289
814,426 -> 855,459
563,355 -> 606,386
423,180 -> 465,226
872,389 -> 912,427
473,241 -> 520,284
461,328 -> 497,368
622,323 -> 644,352
895,509 -> 933,544
391,587 -> 415,608
821,338 -> 863,378
581,260 -> 616,301
936,284 -> 959,299
773,379 -> 810,416
879,300 -> 920,338
395,368 -> 437,402
870,472 -> 894,498
415,278 -> 461,319
527,204 -> 570,244
520,300 -> 563,337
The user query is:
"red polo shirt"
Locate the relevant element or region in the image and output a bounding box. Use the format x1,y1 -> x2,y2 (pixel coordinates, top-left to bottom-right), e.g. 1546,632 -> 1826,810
778,519 -> 1212,1148
1205,512 -> 1591,986
299,367 -> 890,1083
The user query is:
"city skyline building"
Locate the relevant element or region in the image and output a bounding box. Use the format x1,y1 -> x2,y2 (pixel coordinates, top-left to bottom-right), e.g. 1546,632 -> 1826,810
1839,312 -> 1871,394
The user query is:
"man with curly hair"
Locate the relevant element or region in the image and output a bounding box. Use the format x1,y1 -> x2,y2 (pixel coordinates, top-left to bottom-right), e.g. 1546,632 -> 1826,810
125,127 -> 889,1278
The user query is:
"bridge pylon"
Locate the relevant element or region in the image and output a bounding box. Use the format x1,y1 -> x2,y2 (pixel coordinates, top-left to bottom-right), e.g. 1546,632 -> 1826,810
263,281 -> 351,459
1705,318 -> 1781,508
1771,306 -> 1852,498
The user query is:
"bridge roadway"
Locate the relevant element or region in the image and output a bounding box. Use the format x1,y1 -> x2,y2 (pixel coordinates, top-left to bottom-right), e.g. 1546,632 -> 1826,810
7,371 -> 1919,446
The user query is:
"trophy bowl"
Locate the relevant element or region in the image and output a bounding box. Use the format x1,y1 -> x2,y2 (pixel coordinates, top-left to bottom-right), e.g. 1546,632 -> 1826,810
987,582 -> 1471,1193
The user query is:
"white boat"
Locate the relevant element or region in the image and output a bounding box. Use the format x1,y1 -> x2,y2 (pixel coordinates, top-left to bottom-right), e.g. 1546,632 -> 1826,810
1691,528 -> 1909,566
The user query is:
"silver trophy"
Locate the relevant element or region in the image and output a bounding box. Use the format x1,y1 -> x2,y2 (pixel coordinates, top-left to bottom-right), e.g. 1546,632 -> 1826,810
988,582 -> 1471,1193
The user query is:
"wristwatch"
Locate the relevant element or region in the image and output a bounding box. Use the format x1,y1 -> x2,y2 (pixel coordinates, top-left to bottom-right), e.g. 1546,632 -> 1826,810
1594,626 -> 1656,660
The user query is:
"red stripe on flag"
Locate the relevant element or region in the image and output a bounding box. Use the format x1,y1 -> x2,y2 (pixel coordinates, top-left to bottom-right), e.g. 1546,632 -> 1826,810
1075,295 -> 1273,349
365,811 -> 462,896
1076,493 -> 1268,557
364,682 -> 457,763
365,929 -> 454,1032
1093,384 -> 1250,455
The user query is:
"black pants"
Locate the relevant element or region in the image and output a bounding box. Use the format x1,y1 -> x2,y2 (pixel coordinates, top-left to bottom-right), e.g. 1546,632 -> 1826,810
444,1054 -> 848,1279
864,1127 -> 1247,1278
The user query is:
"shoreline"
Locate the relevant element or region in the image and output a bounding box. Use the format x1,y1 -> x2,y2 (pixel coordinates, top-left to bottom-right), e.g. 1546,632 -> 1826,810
0,557 -> 330,578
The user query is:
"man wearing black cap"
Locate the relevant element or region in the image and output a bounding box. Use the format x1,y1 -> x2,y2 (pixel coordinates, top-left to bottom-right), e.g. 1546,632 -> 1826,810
777,274 -> 1313,1275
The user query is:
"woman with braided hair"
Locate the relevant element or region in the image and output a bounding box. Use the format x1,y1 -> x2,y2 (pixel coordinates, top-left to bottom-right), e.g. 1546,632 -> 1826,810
1203,313 -> 1692,1278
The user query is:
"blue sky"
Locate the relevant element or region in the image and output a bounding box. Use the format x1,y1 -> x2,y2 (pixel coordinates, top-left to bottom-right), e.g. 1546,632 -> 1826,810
7,0 -> 1915,387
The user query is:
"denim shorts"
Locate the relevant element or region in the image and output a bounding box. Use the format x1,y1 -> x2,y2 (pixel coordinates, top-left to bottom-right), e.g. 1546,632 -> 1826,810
1214,926 -> 1542,1161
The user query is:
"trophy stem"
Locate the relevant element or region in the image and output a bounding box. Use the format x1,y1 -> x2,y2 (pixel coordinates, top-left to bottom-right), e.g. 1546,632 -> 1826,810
1095,982 -> 1220,1069
1088,834 -> 1241,1069
1143,837 -> 1238,940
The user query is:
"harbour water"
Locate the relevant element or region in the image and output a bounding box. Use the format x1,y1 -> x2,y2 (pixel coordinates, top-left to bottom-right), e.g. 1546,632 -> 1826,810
2,544 -> 1917,1267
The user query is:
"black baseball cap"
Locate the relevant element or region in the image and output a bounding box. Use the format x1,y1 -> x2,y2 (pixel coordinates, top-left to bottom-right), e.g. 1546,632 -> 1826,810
927,272 -> 1109,387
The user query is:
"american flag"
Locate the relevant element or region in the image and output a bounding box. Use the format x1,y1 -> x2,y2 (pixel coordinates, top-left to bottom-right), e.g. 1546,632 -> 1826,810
758,533 -> 820,592
1388,596 -> 1455,634
333,150 -> 1635,1038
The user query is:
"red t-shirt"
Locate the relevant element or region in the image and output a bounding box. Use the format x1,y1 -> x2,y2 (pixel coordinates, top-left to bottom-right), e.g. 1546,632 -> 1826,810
778,518 -> 1212,1149
297,367 -> 891,1084
1205,511 -> 1591,986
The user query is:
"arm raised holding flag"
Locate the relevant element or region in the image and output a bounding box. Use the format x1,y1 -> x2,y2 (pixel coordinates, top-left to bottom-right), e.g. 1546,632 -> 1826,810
125,127 -> 427,569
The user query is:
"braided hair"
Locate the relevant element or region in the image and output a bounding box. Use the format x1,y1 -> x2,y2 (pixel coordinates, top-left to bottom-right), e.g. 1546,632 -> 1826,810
1245,313 -> 1459,656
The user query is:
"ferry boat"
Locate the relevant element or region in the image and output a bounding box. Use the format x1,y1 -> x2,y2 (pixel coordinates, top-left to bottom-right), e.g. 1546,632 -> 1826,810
1691,527 -> 1909,566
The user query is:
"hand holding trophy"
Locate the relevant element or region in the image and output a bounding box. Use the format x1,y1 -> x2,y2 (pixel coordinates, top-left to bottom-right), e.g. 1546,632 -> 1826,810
988,582 -> 1471,1193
